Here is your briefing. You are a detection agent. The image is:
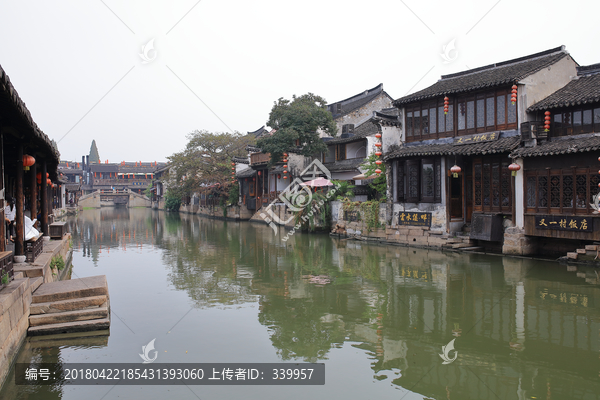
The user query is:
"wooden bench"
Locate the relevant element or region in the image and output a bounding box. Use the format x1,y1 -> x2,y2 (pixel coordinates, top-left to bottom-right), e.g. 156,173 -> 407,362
25,234 -> 44,263
49,222 -> 68,239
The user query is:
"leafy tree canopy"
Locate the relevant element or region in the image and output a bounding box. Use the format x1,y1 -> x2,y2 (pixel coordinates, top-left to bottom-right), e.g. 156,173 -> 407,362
257,93 -> 337,163
361,153 -> 387,200
167,130 -> 254,197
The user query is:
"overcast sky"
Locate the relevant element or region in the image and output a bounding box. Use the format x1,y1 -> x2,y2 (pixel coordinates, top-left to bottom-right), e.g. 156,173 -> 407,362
1,0 -> 598,163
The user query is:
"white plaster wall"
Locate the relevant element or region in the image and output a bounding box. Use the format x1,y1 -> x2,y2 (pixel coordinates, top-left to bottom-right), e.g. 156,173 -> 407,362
346,141 -> 366,159
382,125 -> 402,153
514,157 -> 524,228
334,93 -> 393,133
519,55 -> 578,122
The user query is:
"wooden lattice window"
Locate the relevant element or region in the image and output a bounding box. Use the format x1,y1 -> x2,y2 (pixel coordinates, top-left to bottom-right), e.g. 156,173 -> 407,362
395,158 -> 441,203
525,168 -> 599,215
472,157 -> 511,212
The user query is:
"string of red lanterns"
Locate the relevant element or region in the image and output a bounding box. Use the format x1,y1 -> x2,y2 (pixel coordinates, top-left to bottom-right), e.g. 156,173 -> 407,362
544,111 -> 551,132
443,96 -> 449,115
282,153 -> 289,179
231,162 -> 236,182
511,84 -> 518,105
374,133 -> 382,174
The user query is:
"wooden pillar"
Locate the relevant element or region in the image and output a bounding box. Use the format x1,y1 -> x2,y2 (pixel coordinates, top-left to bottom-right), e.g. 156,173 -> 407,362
41,161 -> 48,236
30,163 -> 37,229
15,145 -> 24,255
0,133 -> 4,253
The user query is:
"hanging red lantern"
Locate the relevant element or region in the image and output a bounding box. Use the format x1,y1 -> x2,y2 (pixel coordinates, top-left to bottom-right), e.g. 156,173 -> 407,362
511,84 -> 518,105
508,163 -> 521,176
375,133 -> 382,139
375,151 -> 382,156
258,171 -> 261,176
22,154 -> 35,171
450,165 -> 461,178
374,142 -> 382,147
36,172 -> 42,184
231,162 -> 235,166
278,174 -> 281,179
46,178 -> 52,185
283,153 -> 288,157
375,160 -> 382,165
231,171 -> 235,175
375,168 -> 382,174
544,111 -> 551,132
283,175 -> 288,179
444,96 -> 449,114
283,164 -> 288,169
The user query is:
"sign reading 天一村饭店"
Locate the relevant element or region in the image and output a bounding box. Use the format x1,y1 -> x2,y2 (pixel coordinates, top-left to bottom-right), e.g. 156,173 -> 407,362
452,132 -> 500,145
534,215 -> 593,232
394,212 -> 432,227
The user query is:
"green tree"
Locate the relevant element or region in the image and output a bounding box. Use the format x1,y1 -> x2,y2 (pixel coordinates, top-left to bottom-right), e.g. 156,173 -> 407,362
257,93 -> 337,163
167,130 -> 254,198
361,153 -> 386,200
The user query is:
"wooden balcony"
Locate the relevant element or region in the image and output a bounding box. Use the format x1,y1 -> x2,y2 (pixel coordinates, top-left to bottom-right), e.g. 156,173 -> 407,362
250,153 -> 270,166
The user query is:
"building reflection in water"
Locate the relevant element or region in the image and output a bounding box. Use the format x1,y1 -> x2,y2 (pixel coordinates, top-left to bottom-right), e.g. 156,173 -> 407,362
64,210 -> 600,400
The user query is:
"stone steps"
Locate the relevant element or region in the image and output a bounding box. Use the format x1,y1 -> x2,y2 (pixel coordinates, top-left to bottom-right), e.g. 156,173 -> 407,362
28,318 -> 111,336
29,305 -> 109,326
30,295 -> 107,315
28,275 -> 110,336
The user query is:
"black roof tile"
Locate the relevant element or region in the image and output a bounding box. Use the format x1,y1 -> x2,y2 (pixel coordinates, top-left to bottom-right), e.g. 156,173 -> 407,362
394,47 -> 569,106
323,157 -> 365,172
384,136 -> 520,160
527,67 -> 600,112
510,134 -> 600,158
328,84 -> 390,119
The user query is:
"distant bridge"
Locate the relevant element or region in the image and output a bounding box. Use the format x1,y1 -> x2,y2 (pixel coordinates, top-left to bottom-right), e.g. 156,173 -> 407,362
78,190 -> 151,208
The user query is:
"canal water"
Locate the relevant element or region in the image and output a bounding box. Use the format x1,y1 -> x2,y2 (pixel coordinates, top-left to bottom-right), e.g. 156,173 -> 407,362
1,208 -> 600,400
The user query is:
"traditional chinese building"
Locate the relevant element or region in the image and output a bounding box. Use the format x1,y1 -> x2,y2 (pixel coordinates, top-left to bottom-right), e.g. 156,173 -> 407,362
509,62 -> 600,255
384,46 -> 577,251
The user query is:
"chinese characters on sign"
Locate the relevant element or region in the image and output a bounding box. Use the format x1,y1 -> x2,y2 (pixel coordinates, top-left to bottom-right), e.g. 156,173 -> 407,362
535,215 -> 593,232
394,212 -> 432,227
539,289 -> 591,308
453,132 -> 500,146
400,266 -> 430,281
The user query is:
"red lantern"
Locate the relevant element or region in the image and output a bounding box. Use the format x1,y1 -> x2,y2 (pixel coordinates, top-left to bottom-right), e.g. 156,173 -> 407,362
511,84 -> 518,105
23,154 -> 35,171
375,160 -> 382,165
450,165 -> 461,178
374,142 -> 382,147
375,151 -> 382,156
283,175 -> 288,180
46,178 -> 52,185
278,174 -> 281,179
258,171 -> 261,176
283,153 -> 288,157
231,162 -> 235,166
375,133 -> 382,139
231,171 -> 235,175
375,168 -> 382,174
46,172 -> 49,178
508,163 -> 521,176
36,172 -> 42,184
444,96 -> 449,114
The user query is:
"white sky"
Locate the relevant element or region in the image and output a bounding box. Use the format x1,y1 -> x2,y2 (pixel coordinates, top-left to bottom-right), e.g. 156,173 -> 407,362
1,0 -> 598,163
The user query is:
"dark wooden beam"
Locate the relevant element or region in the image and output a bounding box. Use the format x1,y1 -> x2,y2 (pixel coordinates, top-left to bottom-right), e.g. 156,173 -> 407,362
41,161 -> 48,236
30,163 -> 37,230
15,144 -> 23,255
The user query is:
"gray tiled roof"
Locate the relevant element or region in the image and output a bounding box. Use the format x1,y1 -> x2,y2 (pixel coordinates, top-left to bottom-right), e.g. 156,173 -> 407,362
528,67 -> 600,112
248,126 -> 269,138
510,134 -> 600,158
236,168 -> 256,178
323,157 -> 365,172
328,84 -> 389,119
394,46 -> 569,106
384,136 -> 520,160
325,120 -> 378,145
